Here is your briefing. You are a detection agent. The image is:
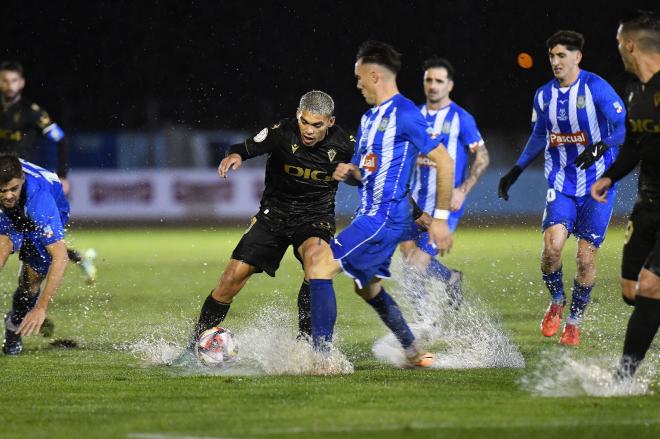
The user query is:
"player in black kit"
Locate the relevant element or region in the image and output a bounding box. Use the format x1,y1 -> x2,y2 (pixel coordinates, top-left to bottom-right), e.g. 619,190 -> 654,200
187,90 -> 355,346
0,61 -> 96,284
589,11 -> 660,378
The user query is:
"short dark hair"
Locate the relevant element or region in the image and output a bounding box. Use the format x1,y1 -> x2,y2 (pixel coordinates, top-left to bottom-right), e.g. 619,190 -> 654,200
356,40 -> 402,74
0,154 -> 24,186
620,10 -> 660,53
0,60 -> 24,76
422,56 -> 454,80
546,30 -> 585,52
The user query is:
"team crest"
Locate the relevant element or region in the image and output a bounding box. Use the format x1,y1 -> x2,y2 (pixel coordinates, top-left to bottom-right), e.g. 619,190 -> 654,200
377,117 -> 389,131
442,121 -> 451,134
654,92 -> 660,108
613,101 -> 623,114
327,148 -> 336,162
43,225 -> 54,239
426,126 -> 434,134
291,143 -> 299,154
576,95 -> 586,109
253,128 -> 268,143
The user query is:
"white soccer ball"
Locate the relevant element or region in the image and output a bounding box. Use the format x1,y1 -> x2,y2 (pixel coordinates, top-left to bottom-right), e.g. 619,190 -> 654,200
194,326 -> 238,366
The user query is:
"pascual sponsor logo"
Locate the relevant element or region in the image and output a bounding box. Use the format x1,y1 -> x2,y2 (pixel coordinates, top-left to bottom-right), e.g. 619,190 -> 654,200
549,131 -> 588,146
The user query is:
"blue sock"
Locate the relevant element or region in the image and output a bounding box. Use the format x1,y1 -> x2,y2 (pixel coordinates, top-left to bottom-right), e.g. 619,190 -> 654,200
427,258 -> 452,282
568,279 -> 593,324
10,288 -> 39,326
542,268 -> 565,304
366,288 -> 415,349
309,279 -> 337,347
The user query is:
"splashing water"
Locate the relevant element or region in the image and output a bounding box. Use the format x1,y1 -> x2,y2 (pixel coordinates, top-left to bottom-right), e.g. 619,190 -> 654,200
520,349 -> 658,397
373,257 -> 525,369
124,305 -> 354,376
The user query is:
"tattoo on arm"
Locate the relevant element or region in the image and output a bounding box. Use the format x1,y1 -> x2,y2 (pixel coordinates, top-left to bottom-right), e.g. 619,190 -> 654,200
459,144 -> 490,194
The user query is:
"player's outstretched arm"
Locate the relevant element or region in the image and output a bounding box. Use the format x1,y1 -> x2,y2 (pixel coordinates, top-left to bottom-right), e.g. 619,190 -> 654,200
425,144 -> 454,255
218,153 -> 244,179
17,240 -> 68,336
333,163 -> 361,186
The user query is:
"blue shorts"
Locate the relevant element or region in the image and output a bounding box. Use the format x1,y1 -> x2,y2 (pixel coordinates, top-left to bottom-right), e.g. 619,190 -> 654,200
18,239 -> 53,276
400,209 -> 462,257
330,215 -> 406,288
14,212 -> 70,277
541,187 -> 616,248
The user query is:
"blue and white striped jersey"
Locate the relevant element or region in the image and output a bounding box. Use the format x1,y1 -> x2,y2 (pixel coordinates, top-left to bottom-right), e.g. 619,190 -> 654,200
516,69 -> 626,197
411,102 -> 484,214
352,94 -> 443,223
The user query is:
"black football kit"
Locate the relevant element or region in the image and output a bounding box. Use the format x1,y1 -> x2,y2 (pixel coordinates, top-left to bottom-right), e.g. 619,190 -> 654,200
0,97 -> 69,177
228,118 -> 355,276
603,72 -> 660,279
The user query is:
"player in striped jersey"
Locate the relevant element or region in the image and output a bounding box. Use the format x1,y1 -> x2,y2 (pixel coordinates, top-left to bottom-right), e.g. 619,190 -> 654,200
306,41 -> 455,368
499,31 -> 626,345
400,57 -> 490,312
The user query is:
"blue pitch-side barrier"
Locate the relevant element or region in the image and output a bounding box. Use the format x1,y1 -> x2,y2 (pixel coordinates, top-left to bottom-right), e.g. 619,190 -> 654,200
35,133 -> 638,220
335,168 -> 639,218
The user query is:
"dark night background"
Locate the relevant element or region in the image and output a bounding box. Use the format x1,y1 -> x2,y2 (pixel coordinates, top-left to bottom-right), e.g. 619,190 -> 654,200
2,0 -> 657,145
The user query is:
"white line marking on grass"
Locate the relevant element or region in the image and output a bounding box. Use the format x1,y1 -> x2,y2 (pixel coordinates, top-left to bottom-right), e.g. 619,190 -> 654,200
255,418 -> 660,435
129,417 -> 660,439
128,434 -> 243,439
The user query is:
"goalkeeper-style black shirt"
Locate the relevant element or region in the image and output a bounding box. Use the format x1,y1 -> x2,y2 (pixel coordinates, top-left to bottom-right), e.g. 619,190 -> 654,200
603,72 -> 660,208
0,97 -> 69,177
228,118 -> 355,227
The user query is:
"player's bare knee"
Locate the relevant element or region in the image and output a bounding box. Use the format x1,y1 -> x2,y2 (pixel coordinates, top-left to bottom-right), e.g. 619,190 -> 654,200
620,278 -> 637,305
355,281 -> 380,300
575,254 -> 596,283
638,270 -> 660,299
541,246 -> 562,271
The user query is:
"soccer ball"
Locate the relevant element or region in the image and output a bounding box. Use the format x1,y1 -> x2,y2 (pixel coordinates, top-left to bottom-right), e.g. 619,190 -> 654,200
194,326 -> 238,366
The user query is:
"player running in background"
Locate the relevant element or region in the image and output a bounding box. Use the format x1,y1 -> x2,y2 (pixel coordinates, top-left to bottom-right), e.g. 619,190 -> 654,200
0,61 -> 96,283
187,91 -> 355,347
1,155 -> 70,355
498,31 -> 626,345
590,11 -> 660,378
400,56 -> 489,310
306,41 -> 454,367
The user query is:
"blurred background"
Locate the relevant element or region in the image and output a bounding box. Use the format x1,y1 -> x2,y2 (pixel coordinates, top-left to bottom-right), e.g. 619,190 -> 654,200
2,0 -> 656,223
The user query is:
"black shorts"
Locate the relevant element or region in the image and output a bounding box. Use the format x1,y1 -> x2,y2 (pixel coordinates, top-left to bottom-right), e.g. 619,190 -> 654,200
231,216 -> 335,277
621,203 -> 660,280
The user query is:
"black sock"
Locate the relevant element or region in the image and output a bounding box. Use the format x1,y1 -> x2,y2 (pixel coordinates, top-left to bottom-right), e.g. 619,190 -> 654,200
189,293 -> 231,348
9,288 -> 39,327
67,248 -> 82,263
297,280 -> 311,339
619,296 -> 660,377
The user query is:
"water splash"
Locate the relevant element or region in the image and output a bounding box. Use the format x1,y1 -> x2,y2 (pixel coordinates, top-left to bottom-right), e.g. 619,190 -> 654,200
124,305 -> 353,376
520,349 -> 658,397
373,257 -> 525,369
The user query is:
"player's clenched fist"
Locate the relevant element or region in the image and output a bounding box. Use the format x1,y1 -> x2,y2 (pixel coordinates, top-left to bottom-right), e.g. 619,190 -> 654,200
333,163 -> 359,182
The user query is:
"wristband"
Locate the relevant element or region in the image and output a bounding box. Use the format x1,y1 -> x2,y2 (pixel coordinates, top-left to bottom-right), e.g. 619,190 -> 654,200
433,209 -> 450,220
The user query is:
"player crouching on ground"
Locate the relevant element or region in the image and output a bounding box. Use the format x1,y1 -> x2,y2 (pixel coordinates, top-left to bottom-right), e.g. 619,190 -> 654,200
1,154 -> 69,355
